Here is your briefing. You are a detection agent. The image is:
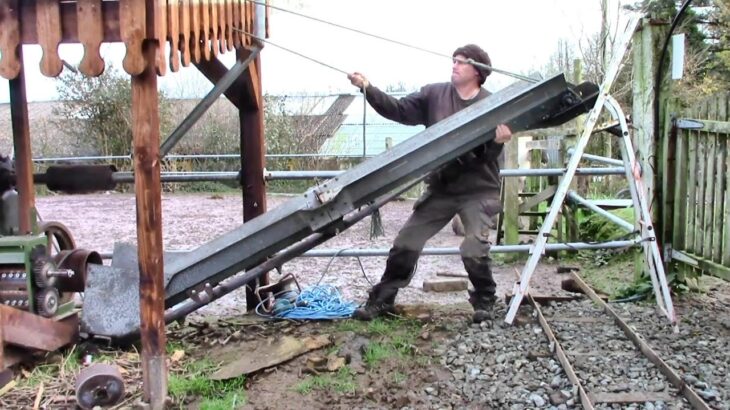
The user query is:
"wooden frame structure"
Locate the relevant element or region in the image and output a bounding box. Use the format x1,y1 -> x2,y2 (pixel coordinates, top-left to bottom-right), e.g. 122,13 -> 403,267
0,1 -> 269,406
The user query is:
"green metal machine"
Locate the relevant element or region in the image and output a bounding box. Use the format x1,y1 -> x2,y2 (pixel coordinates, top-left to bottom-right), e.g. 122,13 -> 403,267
0,235 -> 76,318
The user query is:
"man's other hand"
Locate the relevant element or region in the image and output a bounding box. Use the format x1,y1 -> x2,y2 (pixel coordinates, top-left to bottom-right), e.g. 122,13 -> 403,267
348,72 -> 369,90
495,124 -> 512,144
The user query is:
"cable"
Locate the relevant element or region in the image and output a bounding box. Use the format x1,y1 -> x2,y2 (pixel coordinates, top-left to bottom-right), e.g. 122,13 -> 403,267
258,284 -> 358,320
232,27 -> 350,75
240,1 -> 538,83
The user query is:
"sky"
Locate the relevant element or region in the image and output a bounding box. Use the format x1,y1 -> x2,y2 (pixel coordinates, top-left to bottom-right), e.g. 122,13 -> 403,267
0,0 -> 629,103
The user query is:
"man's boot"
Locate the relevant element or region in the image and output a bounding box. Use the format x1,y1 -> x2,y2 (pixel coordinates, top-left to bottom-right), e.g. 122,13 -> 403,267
470,293 -> 497,324
352,287 -> 396,321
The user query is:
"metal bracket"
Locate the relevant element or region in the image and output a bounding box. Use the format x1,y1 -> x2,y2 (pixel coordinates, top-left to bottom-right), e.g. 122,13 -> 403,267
674,118 -> 704,130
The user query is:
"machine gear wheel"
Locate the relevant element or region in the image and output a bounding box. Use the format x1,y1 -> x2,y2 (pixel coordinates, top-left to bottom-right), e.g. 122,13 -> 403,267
35,287 -> 60,317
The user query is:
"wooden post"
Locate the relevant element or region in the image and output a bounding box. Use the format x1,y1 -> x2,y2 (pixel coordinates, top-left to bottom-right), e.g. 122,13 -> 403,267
9,46 -> 36,234
632,19 -> 668,277
132,39 -> 167,408
503,135 -> 520,259
560,59 -> 584,249
238,51 -> 268,310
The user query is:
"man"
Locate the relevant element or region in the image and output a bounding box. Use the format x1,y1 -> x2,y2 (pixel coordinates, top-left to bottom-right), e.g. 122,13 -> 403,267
347,44 -> 512,324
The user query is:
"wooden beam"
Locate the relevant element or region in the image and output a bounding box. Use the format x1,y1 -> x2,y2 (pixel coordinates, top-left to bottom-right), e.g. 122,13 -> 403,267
132,39 -> 167,409
239,51 -> 268,310
0,306 -> 78,352
193,52 -> 260,111
9,46 -> 35,234
20,0 -> 122,44
519,185 -> 556,214
502,135 -> 520,260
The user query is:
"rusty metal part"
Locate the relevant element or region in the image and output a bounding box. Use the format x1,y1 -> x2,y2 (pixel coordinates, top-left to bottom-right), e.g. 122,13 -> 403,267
254,273 -> 300,314
75,363 -> 125,410
35,287 -> 59,317
54,249 -> 102,292
568,272 -> 711,410
0,290 -> 30,310
0,305 -> 78,351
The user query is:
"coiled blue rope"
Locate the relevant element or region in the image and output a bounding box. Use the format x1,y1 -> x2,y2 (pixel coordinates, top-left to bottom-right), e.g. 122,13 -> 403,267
269,284 -> 357,320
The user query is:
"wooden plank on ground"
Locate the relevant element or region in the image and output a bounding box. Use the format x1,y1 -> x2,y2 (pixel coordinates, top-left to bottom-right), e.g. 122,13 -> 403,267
590,392 -> 673,404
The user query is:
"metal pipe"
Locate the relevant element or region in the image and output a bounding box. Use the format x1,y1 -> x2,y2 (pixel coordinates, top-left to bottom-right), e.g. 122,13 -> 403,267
112,172 -> 238,183
567,148 -> 624,166
106,167 -> 627,185
105,239 -> 640,261
264,167 -> 627,181
159,47 -> 261,157
566,190 -> 635,232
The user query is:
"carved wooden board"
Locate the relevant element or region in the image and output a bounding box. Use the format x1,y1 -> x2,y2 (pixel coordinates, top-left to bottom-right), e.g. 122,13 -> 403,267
36,0 -> 63,77
190,0 -> 201,62
77,0 -> 105,76
180,0 -> 191,67
0,0 -> 21,79
168,0 -> 180,72
119,0 -> 146,75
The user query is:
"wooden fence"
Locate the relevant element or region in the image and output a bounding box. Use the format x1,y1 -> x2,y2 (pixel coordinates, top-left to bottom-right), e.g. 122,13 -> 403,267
666,93 -> 730,280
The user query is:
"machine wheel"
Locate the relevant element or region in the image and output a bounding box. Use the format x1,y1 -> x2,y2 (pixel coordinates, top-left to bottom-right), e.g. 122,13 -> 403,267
75,364 -> 125,410
35,287 -> 59,317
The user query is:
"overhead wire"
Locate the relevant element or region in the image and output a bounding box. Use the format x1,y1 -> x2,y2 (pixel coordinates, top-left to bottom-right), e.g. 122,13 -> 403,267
241,0 -> 539,83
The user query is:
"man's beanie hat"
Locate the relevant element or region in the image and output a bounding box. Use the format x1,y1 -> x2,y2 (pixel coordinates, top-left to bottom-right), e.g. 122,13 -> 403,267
453,44 -> 492,85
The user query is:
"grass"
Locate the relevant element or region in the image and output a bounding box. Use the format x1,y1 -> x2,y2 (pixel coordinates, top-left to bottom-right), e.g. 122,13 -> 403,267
334,316 -> 420,337
334,317 -> 421,368
293,367 -> 357,395
168,358 -> 247,409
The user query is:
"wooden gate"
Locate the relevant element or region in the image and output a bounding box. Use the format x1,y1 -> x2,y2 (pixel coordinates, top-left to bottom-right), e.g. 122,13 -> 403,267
667,93 -> 730,280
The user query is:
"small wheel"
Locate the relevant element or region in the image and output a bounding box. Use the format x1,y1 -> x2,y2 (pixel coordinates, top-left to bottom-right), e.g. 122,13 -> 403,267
36,287 -> 59,317
75,364 -> 125,410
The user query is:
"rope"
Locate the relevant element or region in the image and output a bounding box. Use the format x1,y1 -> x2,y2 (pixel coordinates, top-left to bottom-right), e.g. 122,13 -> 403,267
243,0 -> 538,83
232,27 -> 350,75
263,285 -> 358,320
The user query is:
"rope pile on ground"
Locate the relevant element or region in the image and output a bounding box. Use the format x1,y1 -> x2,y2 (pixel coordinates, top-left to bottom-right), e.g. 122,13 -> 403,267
258,284 -> 358,320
